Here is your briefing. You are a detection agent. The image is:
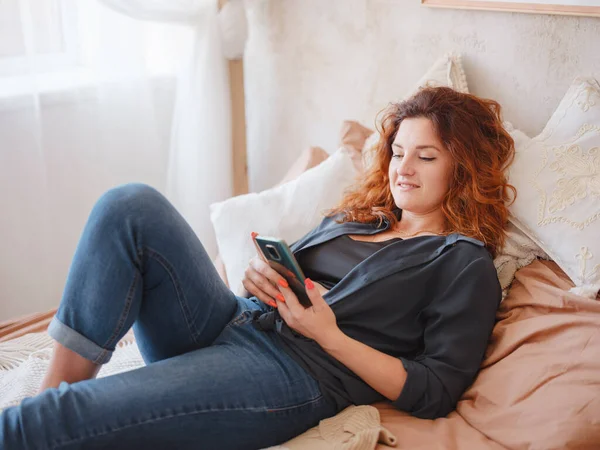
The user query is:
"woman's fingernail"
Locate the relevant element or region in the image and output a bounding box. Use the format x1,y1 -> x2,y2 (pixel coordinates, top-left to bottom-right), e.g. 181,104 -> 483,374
251,231 -> 258,239
278,279 -> 289,288
276,294 -> 286,302
304,278 -> 314,290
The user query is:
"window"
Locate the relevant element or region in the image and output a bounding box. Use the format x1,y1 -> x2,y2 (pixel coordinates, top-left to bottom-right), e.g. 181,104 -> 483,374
0,0 -> 78,77
0,0 -> 190,102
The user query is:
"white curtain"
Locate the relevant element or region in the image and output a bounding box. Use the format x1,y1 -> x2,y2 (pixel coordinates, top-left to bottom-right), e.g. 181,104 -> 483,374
99,0 -> 249,257
0,0 -> 245,321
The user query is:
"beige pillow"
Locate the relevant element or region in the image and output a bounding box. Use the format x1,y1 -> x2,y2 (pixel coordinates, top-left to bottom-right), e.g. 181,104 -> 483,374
338,120 -> 375,175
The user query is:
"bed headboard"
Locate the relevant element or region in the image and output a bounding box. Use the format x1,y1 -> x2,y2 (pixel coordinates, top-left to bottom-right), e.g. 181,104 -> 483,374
239,0 -> 600,193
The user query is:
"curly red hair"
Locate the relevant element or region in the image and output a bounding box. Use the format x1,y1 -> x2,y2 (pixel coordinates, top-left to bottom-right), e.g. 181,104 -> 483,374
326,86 -> 516,258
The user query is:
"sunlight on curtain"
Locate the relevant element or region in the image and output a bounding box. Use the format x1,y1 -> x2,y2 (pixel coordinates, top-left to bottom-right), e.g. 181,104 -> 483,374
0,0 -> 240,320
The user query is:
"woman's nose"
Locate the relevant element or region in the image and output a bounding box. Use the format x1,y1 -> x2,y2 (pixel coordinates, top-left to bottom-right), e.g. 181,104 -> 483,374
397,156 -> 416,176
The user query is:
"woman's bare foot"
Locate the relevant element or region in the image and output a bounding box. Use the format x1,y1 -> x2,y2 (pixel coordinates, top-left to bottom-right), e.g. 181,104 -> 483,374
38,341 -> 102,394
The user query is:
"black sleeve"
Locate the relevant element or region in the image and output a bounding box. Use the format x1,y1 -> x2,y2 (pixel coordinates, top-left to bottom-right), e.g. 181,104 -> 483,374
392,256 -> 501,419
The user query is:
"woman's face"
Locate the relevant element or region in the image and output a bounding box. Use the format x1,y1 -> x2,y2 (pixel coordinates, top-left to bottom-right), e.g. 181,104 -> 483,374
388,117 -> 454,216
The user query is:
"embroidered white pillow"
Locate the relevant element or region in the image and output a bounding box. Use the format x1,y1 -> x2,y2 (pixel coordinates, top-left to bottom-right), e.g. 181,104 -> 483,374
412,51 -> 468,95
210,148 -> 359,296
507,77 -> 600,298
362,52 -> 469,170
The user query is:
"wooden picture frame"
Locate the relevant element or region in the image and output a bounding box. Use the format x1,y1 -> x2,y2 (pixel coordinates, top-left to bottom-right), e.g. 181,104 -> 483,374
422,0 -> 600,17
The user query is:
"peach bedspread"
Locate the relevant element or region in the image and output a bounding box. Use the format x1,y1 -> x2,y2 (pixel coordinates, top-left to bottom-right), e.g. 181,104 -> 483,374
373,260 -> 600,449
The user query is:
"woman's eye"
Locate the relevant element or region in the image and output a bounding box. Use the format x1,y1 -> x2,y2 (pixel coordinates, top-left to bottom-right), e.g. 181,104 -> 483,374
393,154 -> 435,161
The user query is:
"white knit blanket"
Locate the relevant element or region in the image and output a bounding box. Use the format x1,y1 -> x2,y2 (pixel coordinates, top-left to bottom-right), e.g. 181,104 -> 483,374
0,332 -> 144,412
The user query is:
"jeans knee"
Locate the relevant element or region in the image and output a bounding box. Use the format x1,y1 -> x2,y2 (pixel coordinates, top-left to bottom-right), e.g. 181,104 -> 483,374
92,183 -> 167,226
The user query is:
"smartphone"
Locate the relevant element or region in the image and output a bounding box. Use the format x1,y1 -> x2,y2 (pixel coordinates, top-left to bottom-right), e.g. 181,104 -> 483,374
253,235 -> 312,308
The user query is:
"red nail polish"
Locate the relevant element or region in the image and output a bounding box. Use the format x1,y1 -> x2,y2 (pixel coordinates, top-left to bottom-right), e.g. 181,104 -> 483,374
304,278 -> 314,290
278,279 -> 289,288
251,231 -> 258,239
276,294 -> 285,302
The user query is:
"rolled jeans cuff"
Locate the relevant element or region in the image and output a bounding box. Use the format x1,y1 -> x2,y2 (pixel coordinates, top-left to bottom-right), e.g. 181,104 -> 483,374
48,316 -> 114,364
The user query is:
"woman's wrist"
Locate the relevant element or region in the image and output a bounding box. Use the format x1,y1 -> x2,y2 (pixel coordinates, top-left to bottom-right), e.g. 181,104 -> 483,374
316,326 -> 346,351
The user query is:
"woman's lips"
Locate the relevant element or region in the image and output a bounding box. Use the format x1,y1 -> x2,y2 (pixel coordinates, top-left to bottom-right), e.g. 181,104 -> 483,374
397,183 -> 419,191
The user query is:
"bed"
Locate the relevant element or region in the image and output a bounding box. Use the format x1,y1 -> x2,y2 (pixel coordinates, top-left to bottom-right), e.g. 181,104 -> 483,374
2,117 -> 600,449
2,3 -> 600,448
2,250 -> 599,450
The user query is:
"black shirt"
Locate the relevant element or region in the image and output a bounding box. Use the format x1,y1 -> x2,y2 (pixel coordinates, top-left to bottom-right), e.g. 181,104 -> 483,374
296,234 -> 401,290
252,212 -> 501,419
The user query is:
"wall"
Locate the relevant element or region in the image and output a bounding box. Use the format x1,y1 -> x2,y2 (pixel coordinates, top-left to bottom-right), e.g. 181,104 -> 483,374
243,0 -> 600,192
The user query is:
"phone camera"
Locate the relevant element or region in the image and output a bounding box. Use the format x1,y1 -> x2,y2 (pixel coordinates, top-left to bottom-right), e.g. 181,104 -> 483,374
265,244 -> 281,260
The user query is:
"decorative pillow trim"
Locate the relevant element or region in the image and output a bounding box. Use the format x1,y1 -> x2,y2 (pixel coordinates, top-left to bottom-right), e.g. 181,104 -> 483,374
446,52 -> 469,94
537,77 -> 600,143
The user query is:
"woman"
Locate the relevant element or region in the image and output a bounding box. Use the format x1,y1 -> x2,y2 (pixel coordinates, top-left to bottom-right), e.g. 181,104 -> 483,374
0,87 -> 515,449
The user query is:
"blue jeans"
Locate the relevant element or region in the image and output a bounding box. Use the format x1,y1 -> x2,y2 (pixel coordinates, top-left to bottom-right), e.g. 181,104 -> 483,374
0,183 -> 337,450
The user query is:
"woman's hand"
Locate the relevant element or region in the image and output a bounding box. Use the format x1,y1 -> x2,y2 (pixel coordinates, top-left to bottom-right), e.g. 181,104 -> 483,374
241,255 -> 287,308
276,278 -> 340,345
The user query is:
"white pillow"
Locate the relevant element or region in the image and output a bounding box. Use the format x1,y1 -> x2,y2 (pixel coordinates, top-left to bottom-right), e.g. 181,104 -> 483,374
210,148 -> 359,295
362,52 -> 469,170
507,77 -> 600,298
